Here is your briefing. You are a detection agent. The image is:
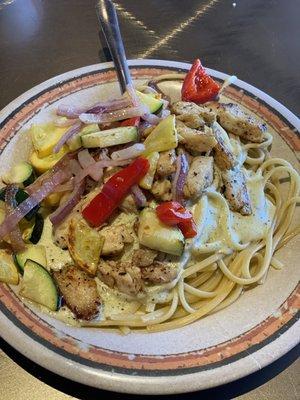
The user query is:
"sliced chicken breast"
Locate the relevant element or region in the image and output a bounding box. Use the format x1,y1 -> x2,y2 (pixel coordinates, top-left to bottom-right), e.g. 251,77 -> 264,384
184,156 -> 214,199
176,120 -> 217,153
222,168 -> 252,215
156,149 -> 176,177
98,260 -> 143,296
132,248 -> 158,267
215,103 -> 266,143
171,101 -> 216,125
212,122 -> 236,170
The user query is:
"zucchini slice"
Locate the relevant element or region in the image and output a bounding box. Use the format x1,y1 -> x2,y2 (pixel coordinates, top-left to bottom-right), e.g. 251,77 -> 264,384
82,126 -> 137,149
136,90 -> 163,113
20,259 -> 58,311
0,249 -> 19,285
68,218 -> 104,275
28,213 -> 44,244
2,161 -> 35,186
14,245 -> 47,274
67,123 -> 99,151
0,187 -> 39,221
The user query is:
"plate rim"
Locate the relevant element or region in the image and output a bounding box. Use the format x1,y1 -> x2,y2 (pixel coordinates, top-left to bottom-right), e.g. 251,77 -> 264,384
0,59 -> 299,395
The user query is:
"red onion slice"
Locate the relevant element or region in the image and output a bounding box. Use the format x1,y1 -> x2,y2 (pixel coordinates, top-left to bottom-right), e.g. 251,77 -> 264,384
78,149 -> 102,181
126,84 -> 140,107
49,179 -> 85,226
111,143 -> 145,161
160,109 -> 171,118
69,159 -> 83,176
54,180 -> 75,193
172,154 -> 189,203
5,184 -> 25,251
0,169 -> 69,240
87,98 -> 131,114
74,158 -> 131,185
79,104 -> 148,124
131,185 -> 147,208
161,98 -> 169,109
26,153 -> 74,195
78,149 -> 95,169
142,113 -> 161,125
53,121 -> 82,153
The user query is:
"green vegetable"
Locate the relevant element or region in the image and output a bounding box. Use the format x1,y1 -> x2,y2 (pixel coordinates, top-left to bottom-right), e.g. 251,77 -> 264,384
14,245 -> 47,274
67,124 -> 99,151
138,208 -> 185,256
143,115 -> 178,155
20,259 -> 58,311
0,188 -> 39,221
2,162 -> 35,186
82,126 -> 138,149
28,213 -> 44,244
136,90 -> 163,114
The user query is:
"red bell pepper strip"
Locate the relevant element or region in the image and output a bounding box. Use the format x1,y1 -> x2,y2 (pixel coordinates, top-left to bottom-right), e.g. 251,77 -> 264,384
82,157 -> 149,226
156,201 -> 197,238
181,59 -> 220,104
156,201 -> 192,224
120,117 -> 141,127
178,219 -> 197,239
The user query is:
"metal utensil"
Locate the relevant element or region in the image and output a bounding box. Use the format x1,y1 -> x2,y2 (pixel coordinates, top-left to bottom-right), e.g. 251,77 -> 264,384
95,0 -> 132,93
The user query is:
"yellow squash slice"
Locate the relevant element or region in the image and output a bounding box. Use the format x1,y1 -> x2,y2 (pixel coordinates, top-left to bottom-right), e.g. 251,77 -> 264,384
68,219 -> 104,275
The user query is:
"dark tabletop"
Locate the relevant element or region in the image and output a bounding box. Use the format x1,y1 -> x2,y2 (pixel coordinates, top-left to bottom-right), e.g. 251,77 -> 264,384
0,0 -> 299,399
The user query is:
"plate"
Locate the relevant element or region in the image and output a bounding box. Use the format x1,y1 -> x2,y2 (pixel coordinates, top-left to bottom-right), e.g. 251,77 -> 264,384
0,60 -> 299,395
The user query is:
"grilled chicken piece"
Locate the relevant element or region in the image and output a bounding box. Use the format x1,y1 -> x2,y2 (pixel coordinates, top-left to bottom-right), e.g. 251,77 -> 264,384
176,120 -> 217,153
171,101 -> 216,125
132,248 -> 158,267
141,262 -> 178,284
98,260 -> 142,296
119,193 -> 138,214
53,265 -> 100,320
222,168 -> 252,215
184,156 -> 214,199
100,225 -> 133,256
212,122 -> 236,170
176,113 -> 205,129
151,179 -> 172,201
215,103 -> 266,143
156,150 -> 176,177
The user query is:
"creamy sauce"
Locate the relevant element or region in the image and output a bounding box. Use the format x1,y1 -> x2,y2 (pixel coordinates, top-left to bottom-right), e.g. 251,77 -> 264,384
96,278 -> 140,318
39,217 -> 72,271
195,174 -> 275,252
230,138 -> 247,166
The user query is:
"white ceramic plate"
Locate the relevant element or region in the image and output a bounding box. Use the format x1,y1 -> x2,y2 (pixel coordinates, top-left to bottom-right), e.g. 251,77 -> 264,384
0,60 -> 299,395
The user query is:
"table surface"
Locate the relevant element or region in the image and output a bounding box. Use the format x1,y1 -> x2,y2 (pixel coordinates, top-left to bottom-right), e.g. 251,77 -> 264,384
0,0 -> 299,399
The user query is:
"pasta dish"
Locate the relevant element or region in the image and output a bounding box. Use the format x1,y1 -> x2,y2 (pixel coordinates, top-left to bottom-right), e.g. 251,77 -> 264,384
0,59 -> 299,334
